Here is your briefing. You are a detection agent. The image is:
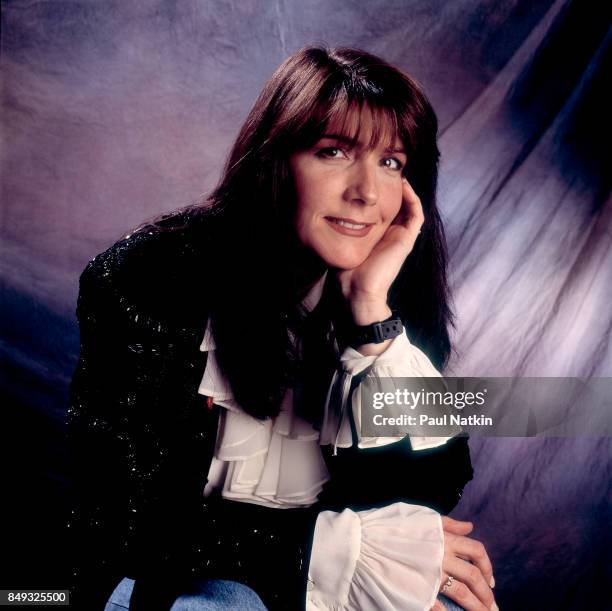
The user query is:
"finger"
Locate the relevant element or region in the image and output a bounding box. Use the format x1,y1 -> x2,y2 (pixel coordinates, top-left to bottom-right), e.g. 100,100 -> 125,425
398,177 -> 424,235
447,534 -> 494,587
442,515 -> 474,535
440,575 -> 490,611
430,600 -> 447,611
445,557 -> 495,609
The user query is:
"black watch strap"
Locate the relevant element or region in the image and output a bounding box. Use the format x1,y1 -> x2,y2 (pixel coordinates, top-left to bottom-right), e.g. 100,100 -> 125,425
351,315 -> 403,346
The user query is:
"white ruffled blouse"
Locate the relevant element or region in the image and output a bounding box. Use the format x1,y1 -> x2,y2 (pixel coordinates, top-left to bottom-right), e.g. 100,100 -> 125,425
197,275 -> 456,610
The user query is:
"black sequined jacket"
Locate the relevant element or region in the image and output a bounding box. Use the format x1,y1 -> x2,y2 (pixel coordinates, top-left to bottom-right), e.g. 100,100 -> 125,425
67,211 -> 474,611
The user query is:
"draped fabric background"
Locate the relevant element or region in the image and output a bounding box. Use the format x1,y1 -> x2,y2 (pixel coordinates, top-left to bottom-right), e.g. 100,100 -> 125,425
1,1 -> 609,609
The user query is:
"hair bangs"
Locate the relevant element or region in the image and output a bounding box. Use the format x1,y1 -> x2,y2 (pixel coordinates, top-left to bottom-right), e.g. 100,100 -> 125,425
293,83 -> 401,153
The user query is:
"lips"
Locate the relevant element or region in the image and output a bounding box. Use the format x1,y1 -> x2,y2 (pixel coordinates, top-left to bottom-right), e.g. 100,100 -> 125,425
325,216 -> 374,237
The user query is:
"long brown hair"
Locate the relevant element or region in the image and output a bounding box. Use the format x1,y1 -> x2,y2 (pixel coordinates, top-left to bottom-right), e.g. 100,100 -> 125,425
155,45 -> 452,420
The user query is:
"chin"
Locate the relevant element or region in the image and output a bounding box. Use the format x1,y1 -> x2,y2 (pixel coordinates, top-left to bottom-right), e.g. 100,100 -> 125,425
321,249 -> 370,271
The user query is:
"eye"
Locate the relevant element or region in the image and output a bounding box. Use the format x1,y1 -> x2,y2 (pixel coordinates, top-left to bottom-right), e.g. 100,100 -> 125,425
382,157 -> 404,171
316,147 -> 348,159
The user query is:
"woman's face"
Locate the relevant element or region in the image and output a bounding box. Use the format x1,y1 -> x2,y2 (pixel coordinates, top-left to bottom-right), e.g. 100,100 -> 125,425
289,109 -> 407,270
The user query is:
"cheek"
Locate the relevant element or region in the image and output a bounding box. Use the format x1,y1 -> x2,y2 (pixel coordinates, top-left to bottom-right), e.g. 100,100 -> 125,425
294,183 -> 329,224
381,186 -> 403,224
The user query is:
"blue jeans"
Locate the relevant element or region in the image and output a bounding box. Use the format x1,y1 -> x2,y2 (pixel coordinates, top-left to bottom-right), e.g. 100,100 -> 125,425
105,577 -> 463,610
438,593 -> 465,610
104,577 -> 268,610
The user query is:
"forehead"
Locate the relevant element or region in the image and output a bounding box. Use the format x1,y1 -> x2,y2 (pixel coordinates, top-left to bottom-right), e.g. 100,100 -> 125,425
321,103 -> 402,150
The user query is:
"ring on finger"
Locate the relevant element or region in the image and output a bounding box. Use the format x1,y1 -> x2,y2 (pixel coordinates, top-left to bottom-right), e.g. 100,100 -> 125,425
441,575 -> 454,593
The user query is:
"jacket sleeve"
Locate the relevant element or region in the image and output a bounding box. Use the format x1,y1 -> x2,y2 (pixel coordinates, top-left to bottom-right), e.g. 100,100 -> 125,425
67,257 -> 213,611
303,336 -> 473,610
319,431 -> 472,515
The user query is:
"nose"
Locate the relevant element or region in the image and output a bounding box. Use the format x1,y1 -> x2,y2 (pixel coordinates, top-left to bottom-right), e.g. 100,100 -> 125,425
344,159 -> 378,206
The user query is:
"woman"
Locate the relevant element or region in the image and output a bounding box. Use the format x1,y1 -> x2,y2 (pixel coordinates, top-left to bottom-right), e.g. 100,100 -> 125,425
67,46 -> 496,611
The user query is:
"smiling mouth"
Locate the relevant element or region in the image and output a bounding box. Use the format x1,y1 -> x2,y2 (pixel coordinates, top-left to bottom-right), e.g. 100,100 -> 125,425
324,216 -> 375,237
325,217 -> 374,230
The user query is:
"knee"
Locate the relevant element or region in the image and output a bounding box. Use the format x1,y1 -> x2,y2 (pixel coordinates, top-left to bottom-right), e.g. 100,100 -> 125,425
172,579 -> 267,611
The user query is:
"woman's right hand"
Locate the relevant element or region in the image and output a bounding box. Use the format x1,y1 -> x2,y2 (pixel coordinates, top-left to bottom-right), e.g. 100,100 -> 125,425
431,517 -> 498,611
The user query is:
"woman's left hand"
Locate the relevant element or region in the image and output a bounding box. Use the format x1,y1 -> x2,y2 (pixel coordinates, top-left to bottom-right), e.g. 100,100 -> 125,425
336,177 -> 424,325
431,517 -> 497,611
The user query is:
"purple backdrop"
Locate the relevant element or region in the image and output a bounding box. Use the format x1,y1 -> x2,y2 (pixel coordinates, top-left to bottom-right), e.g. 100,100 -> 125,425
1,1 -> 610,609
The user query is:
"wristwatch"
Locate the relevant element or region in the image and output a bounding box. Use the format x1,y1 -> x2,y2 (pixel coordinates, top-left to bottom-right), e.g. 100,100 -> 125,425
351,315 -> 404,345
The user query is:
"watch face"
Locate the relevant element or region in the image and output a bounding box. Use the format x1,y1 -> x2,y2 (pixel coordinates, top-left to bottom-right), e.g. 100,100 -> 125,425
381,319 -> 403,339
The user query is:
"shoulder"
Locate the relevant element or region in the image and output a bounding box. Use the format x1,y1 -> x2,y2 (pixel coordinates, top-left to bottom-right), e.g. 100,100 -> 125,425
84,205 -> 214,281
79,206 -> 217,338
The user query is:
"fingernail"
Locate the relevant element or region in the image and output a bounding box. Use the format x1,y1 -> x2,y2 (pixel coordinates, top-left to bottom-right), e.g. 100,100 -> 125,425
490,603 -> 499,611
490,576 -> 495,588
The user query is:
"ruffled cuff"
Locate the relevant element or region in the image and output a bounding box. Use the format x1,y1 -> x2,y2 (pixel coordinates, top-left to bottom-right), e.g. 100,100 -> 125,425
319,331 -> 461,453
306,502 -> 444,611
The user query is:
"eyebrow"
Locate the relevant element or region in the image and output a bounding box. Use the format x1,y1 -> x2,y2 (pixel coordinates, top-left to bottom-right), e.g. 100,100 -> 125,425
319,133 -> 406,155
